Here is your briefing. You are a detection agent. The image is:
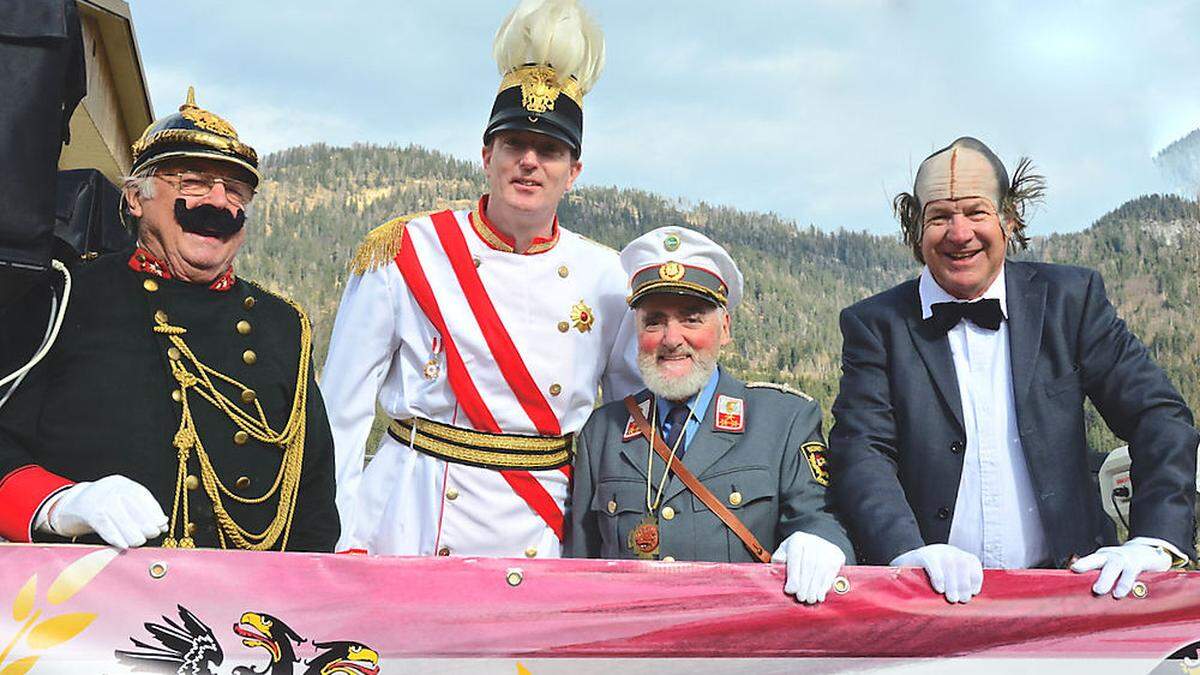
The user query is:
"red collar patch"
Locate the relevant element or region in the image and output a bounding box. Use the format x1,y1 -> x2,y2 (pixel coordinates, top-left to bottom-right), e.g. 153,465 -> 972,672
128,246 -> 235,292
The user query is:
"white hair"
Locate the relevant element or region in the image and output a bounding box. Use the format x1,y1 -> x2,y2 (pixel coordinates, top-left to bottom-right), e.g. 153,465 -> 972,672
493,0 -> 605,94
122,172 -> 156,200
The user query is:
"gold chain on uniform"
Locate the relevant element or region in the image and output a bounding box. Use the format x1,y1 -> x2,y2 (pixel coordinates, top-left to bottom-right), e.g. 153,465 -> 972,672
151,295 -> 311,551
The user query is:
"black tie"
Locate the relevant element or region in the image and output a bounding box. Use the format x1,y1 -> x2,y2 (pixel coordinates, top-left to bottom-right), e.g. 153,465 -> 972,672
662,404 -> 691,458
928,298 -> 1003,333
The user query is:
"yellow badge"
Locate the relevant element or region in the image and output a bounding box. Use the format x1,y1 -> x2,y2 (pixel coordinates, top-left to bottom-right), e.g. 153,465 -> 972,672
663,233 -> 681,251
518,66 -> 563,114
801,442 -> 830,487
570,300 -> 595,333
658,261 -> 685,282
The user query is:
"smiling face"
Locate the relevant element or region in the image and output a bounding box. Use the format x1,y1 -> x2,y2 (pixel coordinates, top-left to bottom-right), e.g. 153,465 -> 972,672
920,196 -> 1009,300
635,294 -> 731,402
482,130 -> 581,226
126,158 -> 252,284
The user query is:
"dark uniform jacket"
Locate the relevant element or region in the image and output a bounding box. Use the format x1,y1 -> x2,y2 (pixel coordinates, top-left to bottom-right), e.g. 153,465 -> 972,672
0,251 -> 338,551
566,368 -> 853,562
830,260 -> 1198,566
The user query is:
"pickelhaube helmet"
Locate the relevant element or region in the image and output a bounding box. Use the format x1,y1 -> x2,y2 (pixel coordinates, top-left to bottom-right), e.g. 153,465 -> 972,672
129,87 -> 260,187
483,0 -> 605,154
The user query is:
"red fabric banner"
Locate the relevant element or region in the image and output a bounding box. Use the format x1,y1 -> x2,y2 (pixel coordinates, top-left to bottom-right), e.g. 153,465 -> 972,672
0,544 -> 1197,672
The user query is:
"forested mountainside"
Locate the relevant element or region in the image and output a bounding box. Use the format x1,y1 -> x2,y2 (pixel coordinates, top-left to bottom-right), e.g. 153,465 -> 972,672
238,143 -> 1199,452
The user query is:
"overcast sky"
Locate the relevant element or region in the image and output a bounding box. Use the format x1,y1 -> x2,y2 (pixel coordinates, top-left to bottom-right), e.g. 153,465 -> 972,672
130,1 -> 1200,235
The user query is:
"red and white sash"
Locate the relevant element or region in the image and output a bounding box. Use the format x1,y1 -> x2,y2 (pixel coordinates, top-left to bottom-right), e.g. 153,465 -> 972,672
394,210 -> 571,540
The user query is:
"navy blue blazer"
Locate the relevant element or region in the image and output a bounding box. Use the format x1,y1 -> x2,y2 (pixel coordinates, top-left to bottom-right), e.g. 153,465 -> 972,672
830,260 -> 1197,566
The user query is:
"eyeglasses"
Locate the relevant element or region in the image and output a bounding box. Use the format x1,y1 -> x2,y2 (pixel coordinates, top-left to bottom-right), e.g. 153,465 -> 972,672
154,171 -> 256,206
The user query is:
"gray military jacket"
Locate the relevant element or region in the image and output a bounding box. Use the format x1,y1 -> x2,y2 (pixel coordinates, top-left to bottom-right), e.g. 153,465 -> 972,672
565,368 -> 853,562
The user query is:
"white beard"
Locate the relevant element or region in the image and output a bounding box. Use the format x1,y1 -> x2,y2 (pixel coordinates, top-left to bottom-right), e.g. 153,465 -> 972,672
637,348 -> 719,402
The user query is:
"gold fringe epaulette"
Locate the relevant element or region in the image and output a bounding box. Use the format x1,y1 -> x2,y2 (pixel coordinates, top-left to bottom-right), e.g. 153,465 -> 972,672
746,381 -> 813,401
349,211 -> 434,275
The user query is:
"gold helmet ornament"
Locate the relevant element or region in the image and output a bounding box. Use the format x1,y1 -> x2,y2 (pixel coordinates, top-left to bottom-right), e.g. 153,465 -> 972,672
483,0 -> 605,154
130,87 -> 260,187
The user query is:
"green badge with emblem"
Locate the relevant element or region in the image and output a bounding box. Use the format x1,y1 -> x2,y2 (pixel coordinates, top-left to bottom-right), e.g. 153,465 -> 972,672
663,233 -> 681,251
801,442 -> 830,487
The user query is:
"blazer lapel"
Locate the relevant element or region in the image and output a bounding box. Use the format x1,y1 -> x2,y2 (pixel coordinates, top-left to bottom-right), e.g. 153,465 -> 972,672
904,282 -> 965,433
617,389 -> 655,481
1005,260 -> 1047,416
664,371 -> 740,502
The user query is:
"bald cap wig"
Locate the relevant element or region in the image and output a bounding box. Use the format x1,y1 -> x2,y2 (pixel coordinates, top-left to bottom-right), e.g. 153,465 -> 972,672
894,136 -> 1046,264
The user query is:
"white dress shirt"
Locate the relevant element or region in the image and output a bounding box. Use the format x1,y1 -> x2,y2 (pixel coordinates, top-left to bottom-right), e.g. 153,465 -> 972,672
919,267 -> 1049,568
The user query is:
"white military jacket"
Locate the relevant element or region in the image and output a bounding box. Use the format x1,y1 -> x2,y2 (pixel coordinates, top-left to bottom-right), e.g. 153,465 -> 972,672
322,198 -> 640,557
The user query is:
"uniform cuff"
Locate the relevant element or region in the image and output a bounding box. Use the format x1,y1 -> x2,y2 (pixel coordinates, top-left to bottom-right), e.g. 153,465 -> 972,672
0,466 -> 74,542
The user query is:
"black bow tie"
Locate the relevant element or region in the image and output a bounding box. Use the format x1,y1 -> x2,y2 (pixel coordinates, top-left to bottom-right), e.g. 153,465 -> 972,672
928,298 -> 1004,333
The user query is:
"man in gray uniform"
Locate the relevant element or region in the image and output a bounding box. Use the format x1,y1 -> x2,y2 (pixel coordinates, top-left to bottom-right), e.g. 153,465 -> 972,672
565,227 -> 853,604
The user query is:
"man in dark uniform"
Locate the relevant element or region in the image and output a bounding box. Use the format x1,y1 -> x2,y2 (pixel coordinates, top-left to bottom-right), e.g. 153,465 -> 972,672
0,88 -> 338,552
566,227 -> 853,604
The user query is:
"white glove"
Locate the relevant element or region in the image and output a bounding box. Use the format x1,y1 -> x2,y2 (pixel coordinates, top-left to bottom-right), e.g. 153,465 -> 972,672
891,544 -> 983,604
42,475 -> 169,550
771,531 -> 846,604
1070,540 -> 1172,598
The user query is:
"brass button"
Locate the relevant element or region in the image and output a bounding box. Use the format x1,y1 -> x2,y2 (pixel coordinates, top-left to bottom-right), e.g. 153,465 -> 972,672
525,547 -> 538,558
662,556 -> 676,563
143,279 -> 159,292
472,257 -> 482,268
607,500 -> 617,514
242,350 -> 257,365
236,320 -> 252,335
185,522 -> 197,536
446,488 -> 459,501
167,347 -> 181,361
136,253 -> 146,262
233,430 -> 249,445
243,296 -> 256,309
557,321 -> 569,333
728,491 -> 743,506
235,476 -> 251,490
557,265 -> 569,278
548,383 -> 562,396
437,546 -> 451,556
171,389 -> 182,403
154,310 -> 168,323
185,475 -> 199,491
661,506 -> 675,520
241,389 -> 256,404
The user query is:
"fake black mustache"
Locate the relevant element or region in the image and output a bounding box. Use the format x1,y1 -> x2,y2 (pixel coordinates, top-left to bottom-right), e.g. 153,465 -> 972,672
174,199 -> 245,238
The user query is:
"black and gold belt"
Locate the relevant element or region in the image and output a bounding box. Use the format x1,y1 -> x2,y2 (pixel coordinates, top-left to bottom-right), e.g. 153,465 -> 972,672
388,418 -> 573,470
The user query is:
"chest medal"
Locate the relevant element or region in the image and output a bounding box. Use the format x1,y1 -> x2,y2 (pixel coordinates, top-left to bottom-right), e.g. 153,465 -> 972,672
628,515 -> 660,559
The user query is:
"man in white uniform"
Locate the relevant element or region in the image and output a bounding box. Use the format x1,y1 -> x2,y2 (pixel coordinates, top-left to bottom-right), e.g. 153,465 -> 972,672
322,0 -> 639,558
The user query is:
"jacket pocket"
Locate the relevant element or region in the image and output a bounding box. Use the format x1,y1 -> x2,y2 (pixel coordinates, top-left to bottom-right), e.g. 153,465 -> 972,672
1042,366 -> 1082,398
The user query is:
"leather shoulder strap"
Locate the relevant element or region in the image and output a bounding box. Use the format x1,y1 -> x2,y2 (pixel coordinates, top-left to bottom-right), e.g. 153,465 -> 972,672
623,396 -> 771,563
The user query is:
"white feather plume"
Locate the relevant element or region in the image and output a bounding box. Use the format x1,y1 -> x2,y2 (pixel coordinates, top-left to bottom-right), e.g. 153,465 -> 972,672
492,0 -> 605,95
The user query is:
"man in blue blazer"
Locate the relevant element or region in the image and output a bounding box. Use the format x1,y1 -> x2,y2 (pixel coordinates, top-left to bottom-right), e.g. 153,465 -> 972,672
830,137 -> 1197,602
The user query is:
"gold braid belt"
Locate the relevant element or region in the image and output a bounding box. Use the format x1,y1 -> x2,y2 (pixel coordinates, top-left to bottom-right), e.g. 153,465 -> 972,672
152,295 -> 311,551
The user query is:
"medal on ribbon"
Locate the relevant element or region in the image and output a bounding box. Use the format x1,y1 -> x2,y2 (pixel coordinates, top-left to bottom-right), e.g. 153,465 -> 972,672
628,516 -> 660,559
423,336 -> 443,380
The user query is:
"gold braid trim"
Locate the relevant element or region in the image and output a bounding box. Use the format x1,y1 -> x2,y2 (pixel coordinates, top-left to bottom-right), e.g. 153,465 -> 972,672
349,212 -> 434,275
154,287 -> 313,551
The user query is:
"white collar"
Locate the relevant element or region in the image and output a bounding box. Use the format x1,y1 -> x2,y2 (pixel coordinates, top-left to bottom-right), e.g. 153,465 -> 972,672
919,264 -> 1008,320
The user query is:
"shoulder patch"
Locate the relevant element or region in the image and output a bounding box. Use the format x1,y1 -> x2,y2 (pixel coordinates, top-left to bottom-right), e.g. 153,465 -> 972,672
801,441 -> 830,487
349,211 -> 435,275
745,381 -> 813,401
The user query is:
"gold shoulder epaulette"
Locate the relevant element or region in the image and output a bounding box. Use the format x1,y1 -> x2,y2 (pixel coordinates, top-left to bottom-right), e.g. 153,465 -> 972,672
746,381 -> 813,401
349,211 -> 434,275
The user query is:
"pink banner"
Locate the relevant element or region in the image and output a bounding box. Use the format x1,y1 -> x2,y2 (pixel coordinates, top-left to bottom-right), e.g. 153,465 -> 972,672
1,544 -> 1198,673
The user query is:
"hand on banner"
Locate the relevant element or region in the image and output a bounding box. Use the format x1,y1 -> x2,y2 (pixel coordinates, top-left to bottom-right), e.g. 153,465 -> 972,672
892,544 -> 983,604
43,475 -> 169,549
1070,541 -> 1172,598
772,531 -> 846,604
